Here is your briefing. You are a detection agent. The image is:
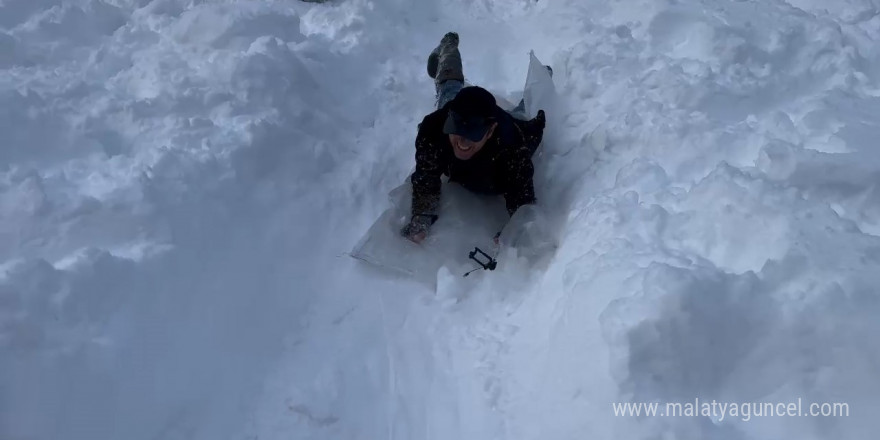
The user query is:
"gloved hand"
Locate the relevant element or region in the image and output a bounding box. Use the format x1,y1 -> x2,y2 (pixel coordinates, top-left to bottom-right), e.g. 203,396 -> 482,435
401,215 -> 434,244
535,109 -> 546,129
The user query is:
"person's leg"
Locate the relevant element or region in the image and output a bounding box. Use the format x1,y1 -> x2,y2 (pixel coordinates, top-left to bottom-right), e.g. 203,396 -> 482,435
428,32 -> 464,110
436,79 -> 464,110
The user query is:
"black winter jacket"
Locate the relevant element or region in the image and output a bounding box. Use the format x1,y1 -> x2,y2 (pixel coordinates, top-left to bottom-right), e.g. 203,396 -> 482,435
410,104 -> 545,223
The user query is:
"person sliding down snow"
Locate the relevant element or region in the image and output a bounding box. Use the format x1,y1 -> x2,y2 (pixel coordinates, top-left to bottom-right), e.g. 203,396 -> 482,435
402,32 -> 547,244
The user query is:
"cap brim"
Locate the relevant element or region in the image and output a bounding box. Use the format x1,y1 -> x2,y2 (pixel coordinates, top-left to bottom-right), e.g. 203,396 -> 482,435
443,113 -> 490,143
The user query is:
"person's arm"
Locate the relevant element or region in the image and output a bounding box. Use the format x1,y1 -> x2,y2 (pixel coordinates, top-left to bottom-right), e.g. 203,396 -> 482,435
493,110 -> 547,245
502,144 -> 537,216
502,110 -> 544,217
491,144 -> 536,247
403,123 -> 443,241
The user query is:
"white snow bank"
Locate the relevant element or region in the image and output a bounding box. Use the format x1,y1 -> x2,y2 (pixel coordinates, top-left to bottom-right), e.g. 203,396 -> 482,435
0,1 -> 388,439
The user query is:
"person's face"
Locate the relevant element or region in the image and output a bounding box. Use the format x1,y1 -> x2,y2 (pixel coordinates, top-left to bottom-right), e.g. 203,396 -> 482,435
449,122 -> 498,160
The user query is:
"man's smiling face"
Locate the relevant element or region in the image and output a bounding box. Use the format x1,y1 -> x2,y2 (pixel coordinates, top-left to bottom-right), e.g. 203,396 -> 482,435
448,122 -> 497,160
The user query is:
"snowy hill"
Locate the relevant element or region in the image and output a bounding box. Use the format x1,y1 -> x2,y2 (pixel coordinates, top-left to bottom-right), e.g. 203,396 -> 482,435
2,0 -> 880,439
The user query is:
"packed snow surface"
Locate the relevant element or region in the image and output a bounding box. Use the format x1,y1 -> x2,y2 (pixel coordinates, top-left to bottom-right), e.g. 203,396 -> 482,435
2,0 -> 880,439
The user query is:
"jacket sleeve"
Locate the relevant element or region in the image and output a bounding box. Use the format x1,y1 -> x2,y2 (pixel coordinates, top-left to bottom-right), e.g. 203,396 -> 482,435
410,123 -> 443,221
502,143 -> 536,216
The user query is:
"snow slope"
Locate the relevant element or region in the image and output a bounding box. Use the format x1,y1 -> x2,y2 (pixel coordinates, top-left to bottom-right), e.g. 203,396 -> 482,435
2,0 -> 880,439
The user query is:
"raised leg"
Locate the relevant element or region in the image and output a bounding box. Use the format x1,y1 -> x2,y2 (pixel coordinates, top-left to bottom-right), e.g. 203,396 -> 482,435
436,79 -> 464,110
427,32 -> 464,110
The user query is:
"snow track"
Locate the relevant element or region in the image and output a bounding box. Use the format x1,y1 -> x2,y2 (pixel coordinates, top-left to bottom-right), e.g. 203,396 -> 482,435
2,0 -> 880,439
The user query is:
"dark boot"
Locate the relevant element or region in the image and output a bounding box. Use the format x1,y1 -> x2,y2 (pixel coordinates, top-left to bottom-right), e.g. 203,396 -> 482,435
426,32 -> 463,83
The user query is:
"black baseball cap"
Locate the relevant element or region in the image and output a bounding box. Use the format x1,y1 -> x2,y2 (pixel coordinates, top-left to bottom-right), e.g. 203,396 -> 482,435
443,86 -> 496,142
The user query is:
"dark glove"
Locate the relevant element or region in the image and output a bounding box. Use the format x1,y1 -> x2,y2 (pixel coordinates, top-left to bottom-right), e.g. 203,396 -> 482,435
401,214 -> 436,241
535,109 -> 546,129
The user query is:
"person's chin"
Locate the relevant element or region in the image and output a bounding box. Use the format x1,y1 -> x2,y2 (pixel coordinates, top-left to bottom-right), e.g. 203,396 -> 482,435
453,147 -> 476,160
